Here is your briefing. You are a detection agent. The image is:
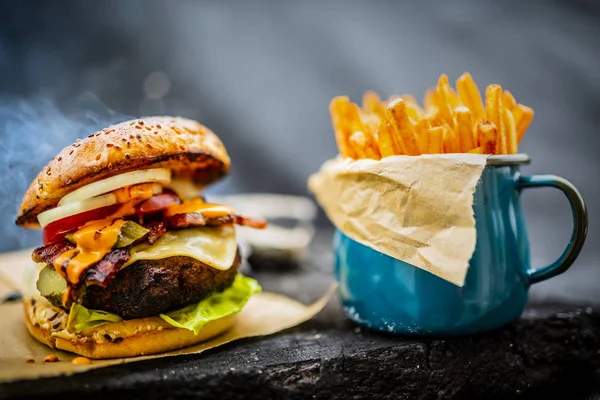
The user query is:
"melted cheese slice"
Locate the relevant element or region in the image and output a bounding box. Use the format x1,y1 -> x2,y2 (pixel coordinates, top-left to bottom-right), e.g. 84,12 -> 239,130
123,225 -> 238,270
164,198 -> 234,218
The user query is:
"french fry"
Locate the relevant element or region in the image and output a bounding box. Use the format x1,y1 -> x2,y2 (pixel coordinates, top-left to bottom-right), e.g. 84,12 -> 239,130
426,109 -> 445,127
477,121 -> 498,154
329,97 -> 357,158
427,126 -> 444,154
349,131 -> 381,160
349,131 -> 368,158
362,91 -> 386,120
437,74 -> 456,127
365,145 -> 382,159
503,108 -> 518,154
362,90 -> 381,112
513,104 -> 534,142
455,106 -> 475,152
468,146 -> 483,154
362,113 -> 382,137
457,72 -> 485,121
424,88 -> 440,110
386,98 -> 420,155
414,119 -> 430,153
503,90 -> 517,111
485,84 -> 506,153
376,121 -> 397,157
443,125 -> 461,153
348,103 -> 379,151
402,95 -> 424,122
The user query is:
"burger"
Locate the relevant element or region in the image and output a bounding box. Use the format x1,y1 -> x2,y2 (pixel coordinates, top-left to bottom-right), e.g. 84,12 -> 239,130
15,116 -> 266,359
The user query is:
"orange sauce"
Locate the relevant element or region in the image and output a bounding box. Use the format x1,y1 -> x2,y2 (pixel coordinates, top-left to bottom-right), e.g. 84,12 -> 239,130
113,183 -> 155,204
164,198 -> 233,218
54,219 -> 126,284
52,197 -> 143,286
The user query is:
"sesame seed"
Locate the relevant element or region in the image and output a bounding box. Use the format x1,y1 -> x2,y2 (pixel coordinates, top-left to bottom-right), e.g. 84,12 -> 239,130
106,143 -> 113,148
179,145 -> 185,151
26,359 -> 35,364
156,124 -> 161,128
139,121 -> 144,125
69,150 -> 74,155
125,153 -> 131,159
95,154 -> 101,160
57,157 -> 62,161
135,126 -> 142,129
146,143 -> 153,149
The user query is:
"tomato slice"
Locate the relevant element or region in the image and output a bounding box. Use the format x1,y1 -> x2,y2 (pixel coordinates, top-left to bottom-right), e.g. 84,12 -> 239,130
42,204 -> 121,245
137,193 -> 181,215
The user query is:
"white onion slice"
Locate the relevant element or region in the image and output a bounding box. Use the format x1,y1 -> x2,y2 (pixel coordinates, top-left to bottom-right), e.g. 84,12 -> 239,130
165,178 -> 204,200
58,168 -> 172,206
38,184 -> 164,228
38,193 -> 118,228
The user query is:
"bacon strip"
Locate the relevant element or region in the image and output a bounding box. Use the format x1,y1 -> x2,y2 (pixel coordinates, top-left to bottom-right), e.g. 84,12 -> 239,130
84,249 -> 130,287
32,241 -> 76,267
145,221 -> 167,244
166,213 -> 267,230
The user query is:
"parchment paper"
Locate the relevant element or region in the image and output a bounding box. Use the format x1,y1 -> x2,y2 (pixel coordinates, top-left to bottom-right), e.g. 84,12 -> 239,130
308,154 -> 488,286
0,249 -> 334,382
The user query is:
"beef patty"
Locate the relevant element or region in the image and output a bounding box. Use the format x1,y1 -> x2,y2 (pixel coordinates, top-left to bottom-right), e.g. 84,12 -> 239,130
80,253 -> 240,319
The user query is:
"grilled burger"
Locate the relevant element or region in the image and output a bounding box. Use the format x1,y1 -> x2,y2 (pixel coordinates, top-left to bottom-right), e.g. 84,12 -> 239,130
16,116 -> 265,359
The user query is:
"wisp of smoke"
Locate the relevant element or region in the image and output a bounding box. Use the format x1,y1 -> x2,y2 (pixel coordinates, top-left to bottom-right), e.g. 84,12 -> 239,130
0,93 -> 131,252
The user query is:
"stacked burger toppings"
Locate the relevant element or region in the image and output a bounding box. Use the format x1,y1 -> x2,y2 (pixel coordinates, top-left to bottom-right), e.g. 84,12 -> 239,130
32,169 -> 264,318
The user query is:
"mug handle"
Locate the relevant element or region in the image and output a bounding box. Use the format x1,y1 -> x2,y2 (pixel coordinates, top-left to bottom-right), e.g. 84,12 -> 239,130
516,174 -> 588,285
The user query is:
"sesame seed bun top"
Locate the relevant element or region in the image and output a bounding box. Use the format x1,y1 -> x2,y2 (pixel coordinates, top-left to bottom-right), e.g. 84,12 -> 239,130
16,116 -> 230,228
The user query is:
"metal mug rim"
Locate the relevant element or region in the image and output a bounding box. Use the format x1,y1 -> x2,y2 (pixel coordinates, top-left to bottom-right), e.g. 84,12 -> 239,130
486,154 -> 530,166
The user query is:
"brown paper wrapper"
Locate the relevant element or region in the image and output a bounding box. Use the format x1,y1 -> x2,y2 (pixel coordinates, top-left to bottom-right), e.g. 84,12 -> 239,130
308,154 -> 488,286
0,249 -> 334,382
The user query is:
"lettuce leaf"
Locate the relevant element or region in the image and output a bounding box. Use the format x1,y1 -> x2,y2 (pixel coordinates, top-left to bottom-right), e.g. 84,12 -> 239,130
160,274 -> 261,334
67,303 -> 123,332
66,274 -> 261,334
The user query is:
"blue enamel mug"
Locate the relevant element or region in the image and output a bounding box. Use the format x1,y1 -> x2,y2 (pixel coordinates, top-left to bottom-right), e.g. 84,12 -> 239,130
334,155 -> 588,335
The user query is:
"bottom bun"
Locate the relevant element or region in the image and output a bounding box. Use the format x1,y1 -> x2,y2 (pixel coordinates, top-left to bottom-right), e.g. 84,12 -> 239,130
24,296 -> 235,359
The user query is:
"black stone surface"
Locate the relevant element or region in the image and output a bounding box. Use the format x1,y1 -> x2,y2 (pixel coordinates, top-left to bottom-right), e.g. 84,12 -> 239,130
2,233 -> 599,400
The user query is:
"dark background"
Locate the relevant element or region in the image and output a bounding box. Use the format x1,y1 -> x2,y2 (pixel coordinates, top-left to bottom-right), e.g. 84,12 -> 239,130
0,1 -> 598,302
